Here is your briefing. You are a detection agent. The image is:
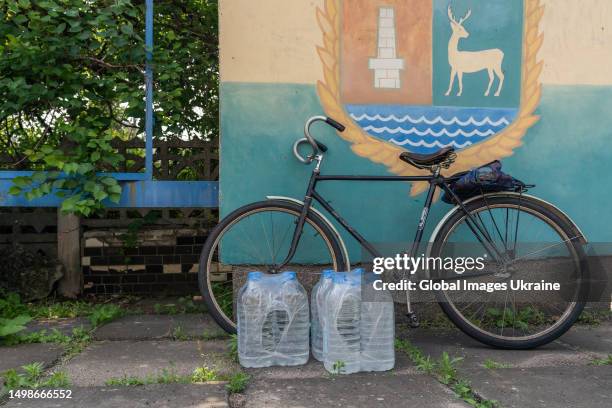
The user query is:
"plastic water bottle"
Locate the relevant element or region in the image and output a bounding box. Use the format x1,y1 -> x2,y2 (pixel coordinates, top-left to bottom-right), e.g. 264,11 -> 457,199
323,272 -> 361,374
360,272 -> 395,371
311,270 -> 334,361
237,271 -> 272,368
273,272 -> 310,366
237,271 -> 309,367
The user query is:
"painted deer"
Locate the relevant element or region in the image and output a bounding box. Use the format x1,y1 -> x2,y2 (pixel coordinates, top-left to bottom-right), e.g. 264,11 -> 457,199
445,6 -> 505,97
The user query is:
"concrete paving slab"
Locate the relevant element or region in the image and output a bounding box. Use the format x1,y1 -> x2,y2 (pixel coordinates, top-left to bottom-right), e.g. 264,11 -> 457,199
400,327 -> 593,369
3,384 -> 228,408
24,318 -> 91,337
556,322 -> 612,358
63,340 -> 239,386
245,373 -> 469,408
93,314 -> 227,341
0,343 -> 64,374
461,365 -> 612,408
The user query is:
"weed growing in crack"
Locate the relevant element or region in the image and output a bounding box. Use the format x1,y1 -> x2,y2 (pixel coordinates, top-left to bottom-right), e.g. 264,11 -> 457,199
395,338 -> 498,408
1,363 -> 70,395
589,355 -> 612,366
226,372 -> 250,394
483,359 -> 511,369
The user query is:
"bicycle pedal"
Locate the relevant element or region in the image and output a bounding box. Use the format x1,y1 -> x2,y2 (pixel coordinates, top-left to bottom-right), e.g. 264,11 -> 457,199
406,312 -> 420,328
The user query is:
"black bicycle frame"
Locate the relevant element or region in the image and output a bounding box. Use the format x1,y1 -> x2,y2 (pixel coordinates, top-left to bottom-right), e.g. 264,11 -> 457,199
278,165 -> 505,270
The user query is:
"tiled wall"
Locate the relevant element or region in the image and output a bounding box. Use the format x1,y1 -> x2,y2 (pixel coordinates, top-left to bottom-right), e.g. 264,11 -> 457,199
82,229 -> 210,295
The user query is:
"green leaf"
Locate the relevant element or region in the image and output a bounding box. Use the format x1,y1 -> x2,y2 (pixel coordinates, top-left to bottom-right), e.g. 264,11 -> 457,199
108,184 -> 122,194
64,163 -> 79,175
53,23 -> 66,34
84,181 -> 96,192
93,190 -> 108,201
53,179 -> 66,189
40,183 -> 52,195
32,171 -> 47,183
8,186 -> 22,195
77,163 -> 95,175
41,145 -> 54,154
0,315 -> 31,337
13,177 -> 32,188
100,177 -> 117,186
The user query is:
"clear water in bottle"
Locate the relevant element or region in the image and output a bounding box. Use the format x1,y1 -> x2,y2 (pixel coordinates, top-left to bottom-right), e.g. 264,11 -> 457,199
237,271 -> 272,368
237,271 -> 309,368
323,272 -> 362,374
311,270 -> 334,361
360,272 -> 395,371
273,272 -> 310,366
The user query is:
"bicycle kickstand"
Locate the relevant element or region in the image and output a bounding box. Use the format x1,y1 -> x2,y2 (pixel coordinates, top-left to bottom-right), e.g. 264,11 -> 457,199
405,289 -> 420,328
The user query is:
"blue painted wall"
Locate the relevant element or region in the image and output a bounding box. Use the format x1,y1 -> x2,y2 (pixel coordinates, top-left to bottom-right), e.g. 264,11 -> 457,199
221,82 -> 612,259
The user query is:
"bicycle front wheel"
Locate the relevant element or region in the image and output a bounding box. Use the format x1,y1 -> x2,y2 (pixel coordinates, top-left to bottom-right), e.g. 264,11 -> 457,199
198,200 -> 347,333
430,194 -> 587,349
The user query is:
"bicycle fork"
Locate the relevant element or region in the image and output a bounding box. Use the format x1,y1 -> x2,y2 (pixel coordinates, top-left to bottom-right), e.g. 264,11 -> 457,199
276,166 -> 321,271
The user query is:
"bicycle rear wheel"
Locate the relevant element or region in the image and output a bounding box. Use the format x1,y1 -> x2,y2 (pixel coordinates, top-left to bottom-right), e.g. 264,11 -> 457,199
430,194 -> 587,349
198,200 -> 346,333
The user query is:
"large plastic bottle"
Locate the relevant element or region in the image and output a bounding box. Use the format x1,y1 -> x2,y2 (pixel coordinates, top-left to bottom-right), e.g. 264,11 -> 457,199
311,270 -> 334,361
323,272 -> 362,374
237,271 -> 272,368
237,271 -> 309,368
360,272 -> 395,371
273,272 -> 310,366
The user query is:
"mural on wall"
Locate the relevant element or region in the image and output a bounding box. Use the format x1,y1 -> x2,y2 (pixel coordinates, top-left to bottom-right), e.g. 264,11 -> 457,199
317,0 -> 544,195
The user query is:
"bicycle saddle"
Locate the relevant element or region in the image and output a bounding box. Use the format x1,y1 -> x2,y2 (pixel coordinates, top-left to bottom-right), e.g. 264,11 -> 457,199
399,147 -> 456,168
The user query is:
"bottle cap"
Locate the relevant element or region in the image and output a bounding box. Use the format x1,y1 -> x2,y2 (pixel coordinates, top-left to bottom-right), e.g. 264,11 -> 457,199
280,271 -> 297,280
322,270 -> 334,279
332,273 -> 348,284
247,271 -> 263,281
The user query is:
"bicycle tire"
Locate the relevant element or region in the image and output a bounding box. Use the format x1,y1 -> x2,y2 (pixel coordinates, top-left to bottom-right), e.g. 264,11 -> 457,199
198,200 -> 347,334
431,194 -> 588,349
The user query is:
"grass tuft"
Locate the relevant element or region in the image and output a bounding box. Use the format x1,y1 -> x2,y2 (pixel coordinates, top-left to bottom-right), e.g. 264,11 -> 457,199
225,372 -> 250,394
1,363 -> 70,395
483,358 -> 511,370
589,355 -> 612,366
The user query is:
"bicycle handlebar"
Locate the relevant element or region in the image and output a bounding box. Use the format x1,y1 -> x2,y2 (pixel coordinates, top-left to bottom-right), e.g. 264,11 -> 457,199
293,116 -> 345,164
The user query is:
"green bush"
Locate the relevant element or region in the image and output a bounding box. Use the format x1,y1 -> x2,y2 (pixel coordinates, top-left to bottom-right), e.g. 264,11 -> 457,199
1,0 -> 219,216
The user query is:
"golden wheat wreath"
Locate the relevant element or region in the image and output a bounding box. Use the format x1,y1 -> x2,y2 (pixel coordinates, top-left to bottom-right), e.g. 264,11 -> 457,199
316,0 -> 544,196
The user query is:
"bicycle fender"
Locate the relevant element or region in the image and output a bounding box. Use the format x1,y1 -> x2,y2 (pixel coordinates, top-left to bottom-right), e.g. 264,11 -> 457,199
428,192 -> 588,246
266,195 -> 351,269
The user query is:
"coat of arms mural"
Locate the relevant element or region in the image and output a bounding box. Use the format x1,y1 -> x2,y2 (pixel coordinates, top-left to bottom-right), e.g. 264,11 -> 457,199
317,0 -> 543,195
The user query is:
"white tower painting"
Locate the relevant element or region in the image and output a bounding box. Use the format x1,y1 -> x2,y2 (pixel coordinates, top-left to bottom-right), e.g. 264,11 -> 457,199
369,7 -> 405,89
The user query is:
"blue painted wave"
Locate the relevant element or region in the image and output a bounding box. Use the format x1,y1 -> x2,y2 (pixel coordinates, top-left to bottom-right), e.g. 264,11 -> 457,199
346,105 -> 518,154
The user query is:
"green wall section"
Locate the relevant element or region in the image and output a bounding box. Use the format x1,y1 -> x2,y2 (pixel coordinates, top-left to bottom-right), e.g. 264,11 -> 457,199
221,82 -> 612,260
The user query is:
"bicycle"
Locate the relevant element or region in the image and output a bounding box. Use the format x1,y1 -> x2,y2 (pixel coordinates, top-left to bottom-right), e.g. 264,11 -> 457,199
199,116 -> 588,349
